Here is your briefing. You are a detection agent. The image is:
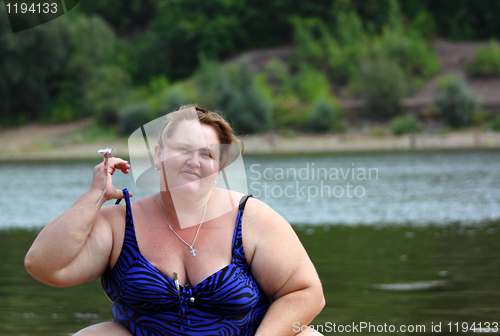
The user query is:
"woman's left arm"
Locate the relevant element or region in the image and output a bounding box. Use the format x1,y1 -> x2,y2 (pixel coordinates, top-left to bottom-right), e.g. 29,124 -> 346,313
243,198 -> 326,336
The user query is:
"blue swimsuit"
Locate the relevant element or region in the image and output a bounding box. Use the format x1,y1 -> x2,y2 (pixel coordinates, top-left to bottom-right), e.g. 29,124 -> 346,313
101,189 -> 272,336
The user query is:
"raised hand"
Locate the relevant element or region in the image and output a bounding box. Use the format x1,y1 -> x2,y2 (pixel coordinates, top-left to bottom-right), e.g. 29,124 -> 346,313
90,157 -> 133,203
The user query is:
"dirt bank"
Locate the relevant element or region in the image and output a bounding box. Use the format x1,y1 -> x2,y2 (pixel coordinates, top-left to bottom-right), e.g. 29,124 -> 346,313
1,120 -> 499,162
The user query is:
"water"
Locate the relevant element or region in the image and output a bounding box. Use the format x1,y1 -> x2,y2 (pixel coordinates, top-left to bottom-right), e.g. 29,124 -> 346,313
246,150 -> 500,225
1,150 -> 500,228
2,223 -> 500,335
2,150 -> 500,335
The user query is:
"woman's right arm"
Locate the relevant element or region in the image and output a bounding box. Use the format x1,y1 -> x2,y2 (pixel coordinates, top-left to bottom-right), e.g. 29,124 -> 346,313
24,158 -> 131,288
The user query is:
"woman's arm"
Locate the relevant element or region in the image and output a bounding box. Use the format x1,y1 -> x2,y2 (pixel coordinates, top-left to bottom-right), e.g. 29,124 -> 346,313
24,158 -> 131,287
243,198 -> 325,336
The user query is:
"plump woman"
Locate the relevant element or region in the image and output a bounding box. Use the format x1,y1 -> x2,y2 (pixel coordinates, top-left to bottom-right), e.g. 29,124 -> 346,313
25,105 -> 325,335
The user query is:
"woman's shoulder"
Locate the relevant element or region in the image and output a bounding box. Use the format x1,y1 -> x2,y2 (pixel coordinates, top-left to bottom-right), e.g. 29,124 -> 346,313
99,192 -> 155,226
240,196 -> 290,239
99,200 -> 127,226
211,188 -> 247,208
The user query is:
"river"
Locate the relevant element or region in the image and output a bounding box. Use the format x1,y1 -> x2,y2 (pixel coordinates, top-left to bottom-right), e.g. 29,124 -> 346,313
2,150 -> 500,228
1,150 -> 500,335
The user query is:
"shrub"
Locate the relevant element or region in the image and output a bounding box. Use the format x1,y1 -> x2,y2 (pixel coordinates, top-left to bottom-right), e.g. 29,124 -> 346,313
272,95 -> 310,129
149,75 -> 170,94
217,60 -> 272,134
291,14 -> 368,82
84,65 -> 131,126
467,40 -> 500,78
305,97 -> 342,133
490,115 -> 500,131
160,86 -> 188,115
410,10 -> 437,41
357,55 -> 407,120
262,59 -> 292,95
372,28 -> 440,82
193,57 -> 221,109
390,114 -> 421,135
254,73 -> 274,103
292,64 -> 331,103
263,59 -> 290,84
434,74 -> 479,128
65,15 -> 116,81
471,110 -> 492,126
291,17 -> 327,70
118,102 -> 153,136
335,11 -> 367,47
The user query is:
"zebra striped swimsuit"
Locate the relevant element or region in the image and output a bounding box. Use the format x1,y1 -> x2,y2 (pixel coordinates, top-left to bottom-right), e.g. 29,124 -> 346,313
101,189 -> 272,336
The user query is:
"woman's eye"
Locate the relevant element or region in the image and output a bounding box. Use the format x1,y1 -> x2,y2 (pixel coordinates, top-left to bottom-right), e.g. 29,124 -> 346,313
178,148 -> 188,152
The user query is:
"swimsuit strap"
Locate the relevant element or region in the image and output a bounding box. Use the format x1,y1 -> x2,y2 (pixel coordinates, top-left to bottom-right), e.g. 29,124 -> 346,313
239,194 -> 253,211
115,189 -> 133,227
231,194 -> 253,265
115,189 -> 130,205
114,189 -> 140,257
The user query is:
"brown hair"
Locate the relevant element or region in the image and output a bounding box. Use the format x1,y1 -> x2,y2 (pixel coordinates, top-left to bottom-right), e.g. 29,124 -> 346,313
158,104 -> 243,170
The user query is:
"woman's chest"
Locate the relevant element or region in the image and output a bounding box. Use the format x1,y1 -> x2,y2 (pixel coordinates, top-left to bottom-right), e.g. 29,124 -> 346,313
133,212 -> 237,288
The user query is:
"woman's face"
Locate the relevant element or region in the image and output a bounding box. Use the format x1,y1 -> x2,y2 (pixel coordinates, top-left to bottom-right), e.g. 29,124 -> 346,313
155,119 -> 221,194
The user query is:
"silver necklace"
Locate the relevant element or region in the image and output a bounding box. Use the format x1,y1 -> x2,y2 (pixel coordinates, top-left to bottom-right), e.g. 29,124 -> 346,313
158,194 -> 208,257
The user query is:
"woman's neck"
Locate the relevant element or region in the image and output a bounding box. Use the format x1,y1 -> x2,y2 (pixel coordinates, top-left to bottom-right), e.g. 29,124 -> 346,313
158,188 -> 212,230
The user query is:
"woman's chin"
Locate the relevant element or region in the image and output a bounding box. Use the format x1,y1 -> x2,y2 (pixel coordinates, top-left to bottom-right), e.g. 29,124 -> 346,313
168,180 -> 212,197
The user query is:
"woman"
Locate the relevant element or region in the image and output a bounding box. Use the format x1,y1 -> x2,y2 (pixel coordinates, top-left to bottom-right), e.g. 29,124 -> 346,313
25,105 -> 325,335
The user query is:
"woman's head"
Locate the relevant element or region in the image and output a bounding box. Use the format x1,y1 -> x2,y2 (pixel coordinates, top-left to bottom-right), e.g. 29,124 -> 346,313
156,105 -> 243,171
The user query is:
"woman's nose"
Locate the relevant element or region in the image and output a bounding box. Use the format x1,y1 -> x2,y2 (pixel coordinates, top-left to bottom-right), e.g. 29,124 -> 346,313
187,151 -> 201,168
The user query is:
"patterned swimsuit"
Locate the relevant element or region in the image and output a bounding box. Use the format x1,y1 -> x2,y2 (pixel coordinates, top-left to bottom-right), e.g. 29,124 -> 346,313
101,189 -> 272,336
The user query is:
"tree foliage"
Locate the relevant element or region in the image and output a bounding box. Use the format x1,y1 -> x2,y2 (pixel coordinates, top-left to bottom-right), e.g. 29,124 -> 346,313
0,7 -> 66,124
435,74 -> 479,128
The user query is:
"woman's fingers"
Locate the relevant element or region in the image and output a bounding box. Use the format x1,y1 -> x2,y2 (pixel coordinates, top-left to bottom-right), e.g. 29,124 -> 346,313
107,157 -> 130,174
91,157 -> 133,201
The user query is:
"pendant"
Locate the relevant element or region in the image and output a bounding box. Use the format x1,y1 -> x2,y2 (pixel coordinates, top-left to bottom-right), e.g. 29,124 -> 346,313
190,246 -> 197,257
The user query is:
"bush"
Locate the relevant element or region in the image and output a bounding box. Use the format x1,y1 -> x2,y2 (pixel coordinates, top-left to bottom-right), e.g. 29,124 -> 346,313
357,55 -> 407,120
335,11 -> 367,47
272,95 -> 310,129
372,28 -> 440,82
262,59 -> 292,95
291,15 -> 368,82
490,115 -> 500,131
149,75 -> 170,95
305,97 -> 342,133
467,40 -> 500,78
409,10 -> 437,41
292,64 -> 331,103
471,110 -> 492,126
84,65 -> 132,126
390,114 -> 421,135
329,11 -> 369,81
290,17 -> 327,70
118,102 -> 153,136
435,74 -> 479,128
65,15 -> 116,82
160,86 -> 188,116
216,60 -> 272,134
290,10 -> 438,92
193,57 -> 223,109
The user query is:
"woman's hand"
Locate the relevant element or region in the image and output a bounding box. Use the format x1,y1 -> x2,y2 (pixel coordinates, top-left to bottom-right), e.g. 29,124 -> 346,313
89,157 -> 133,203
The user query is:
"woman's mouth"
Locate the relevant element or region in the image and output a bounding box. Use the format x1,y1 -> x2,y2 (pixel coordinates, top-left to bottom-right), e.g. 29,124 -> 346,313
181,170 -> 201,178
